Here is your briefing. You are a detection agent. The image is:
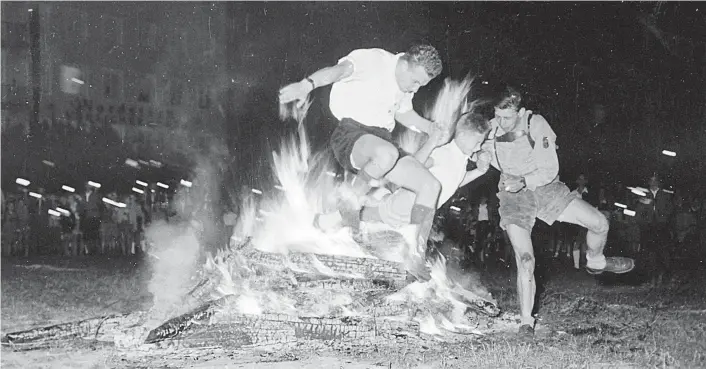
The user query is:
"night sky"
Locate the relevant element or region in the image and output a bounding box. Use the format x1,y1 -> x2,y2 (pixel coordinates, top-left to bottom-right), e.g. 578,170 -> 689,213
3,2 -> 705,196
235,2 -> 705,190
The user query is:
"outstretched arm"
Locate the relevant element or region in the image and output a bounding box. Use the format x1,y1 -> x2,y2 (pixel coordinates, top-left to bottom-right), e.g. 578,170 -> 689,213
278,61 -> 354,105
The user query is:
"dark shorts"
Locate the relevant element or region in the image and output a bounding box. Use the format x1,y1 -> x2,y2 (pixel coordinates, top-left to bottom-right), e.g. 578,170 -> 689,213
498,179 -> 578,231
330,118 -> 396,172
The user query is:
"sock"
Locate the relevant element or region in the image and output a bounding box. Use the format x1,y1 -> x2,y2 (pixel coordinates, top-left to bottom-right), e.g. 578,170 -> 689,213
410,204 -> 435,225
572,249 -> 581,269
585,253 -> 606,270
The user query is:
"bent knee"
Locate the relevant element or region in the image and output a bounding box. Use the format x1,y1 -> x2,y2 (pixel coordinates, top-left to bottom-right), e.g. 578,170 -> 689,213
420,174 -> 441,195
371,146 -> 400,173
589,213 -> 610,234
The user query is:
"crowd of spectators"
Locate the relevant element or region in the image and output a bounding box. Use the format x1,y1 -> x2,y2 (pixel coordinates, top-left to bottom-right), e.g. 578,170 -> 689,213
1,183 -> 166,257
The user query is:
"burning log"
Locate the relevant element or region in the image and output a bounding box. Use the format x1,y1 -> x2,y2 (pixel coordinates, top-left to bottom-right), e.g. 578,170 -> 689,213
1,312 -> 146,352
241,248 -> 409,281
146,311 -> 420,349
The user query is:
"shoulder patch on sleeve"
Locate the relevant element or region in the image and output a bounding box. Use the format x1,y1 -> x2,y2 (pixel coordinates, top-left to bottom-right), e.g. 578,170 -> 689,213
543,137 -> 549,149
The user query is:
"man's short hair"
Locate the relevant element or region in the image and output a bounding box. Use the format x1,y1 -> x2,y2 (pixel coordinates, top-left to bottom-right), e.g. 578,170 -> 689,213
402,44 -> 443,78
456,102 -> 492,136
494,84 -> 522,111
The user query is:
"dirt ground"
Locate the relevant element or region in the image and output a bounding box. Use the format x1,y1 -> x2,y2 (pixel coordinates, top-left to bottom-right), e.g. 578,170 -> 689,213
2,255 -> 705,368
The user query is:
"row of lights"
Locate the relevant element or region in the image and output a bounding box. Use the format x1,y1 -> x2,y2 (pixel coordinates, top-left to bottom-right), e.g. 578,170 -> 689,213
16,178 -> 193,218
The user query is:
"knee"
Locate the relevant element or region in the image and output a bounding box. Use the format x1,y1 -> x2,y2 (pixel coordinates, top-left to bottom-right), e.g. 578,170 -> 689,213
371,145 -> 400,173
592,213 -> 610,235
518,252 -> 535,274
420,174 -> 442,196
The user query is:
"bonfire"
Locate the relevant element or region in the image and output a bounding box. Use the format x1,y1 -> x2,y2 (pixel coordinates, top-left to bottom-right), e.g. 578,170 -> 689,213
2,75 -> 512,354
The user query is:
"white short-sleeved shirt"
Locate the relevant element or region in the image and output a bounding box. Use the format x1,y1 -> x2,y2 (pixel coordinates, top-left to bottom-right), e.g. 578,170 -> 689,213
429,140 -> 470,208
329,48 -> 414,131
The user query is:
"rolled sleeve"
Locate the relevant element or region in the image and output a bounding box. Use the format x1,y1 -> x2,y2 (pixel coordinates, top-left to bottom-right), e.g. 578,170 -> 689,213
524,116 -> 559,190
337,49 -> 378,81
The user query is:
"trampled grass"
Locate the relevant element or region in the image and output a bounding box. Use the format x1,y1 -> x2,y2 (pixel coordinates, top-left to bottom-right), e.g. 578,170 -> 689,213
1,255 -> 704,368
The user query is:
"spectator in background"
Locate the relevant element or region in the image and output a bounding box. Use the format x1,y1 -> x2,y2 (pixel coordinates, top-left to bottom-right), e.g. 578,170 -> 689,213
80,185 -> 102,255
635,173 -> 674,287
16,194 -> 30,257
47,194 -> 62,254
3,197 -> 19,256
474,196 -> 494,263
60,196 -> 78,256
126,195 -> 145,254
116,195 -> 130,255
673,194 -> 700,261
567,174 -> 598,269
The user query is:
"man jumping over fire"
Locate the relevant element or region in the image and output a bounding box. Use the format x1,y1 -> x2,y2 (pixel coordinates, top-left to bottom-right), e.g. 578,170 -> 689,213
278,45 -> 446,264
482,83 -> 635,338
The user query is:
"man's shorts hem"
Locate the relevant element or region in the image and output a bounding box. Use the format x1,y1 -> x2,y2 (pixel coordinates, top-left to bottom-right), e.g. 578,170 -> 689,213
330,118 -> 394,173
498,181 -> 576,231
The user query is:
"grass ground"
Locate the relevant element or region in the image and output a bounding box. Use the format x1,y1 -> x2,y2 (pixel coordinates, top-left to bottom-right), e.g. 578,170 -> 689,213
1,254 -> 705,368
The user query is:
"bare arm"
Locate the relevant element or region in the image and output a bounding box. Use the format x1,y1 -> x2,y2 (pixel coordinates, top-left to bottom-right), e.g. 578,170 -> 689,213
307,61 -> 354,90
278,61 -> 354,104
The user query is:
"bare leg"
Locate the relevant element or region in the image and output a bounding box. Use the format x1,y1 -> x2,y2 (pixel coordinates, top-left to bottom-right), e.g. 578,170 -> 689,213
557,199 -> 609,268
505,224 -> 536,327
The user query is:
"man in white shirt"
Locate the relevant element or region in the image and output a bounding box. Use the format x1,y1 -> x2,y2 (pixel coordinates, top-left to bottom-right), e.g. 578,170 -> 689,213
279,45 -> 444,251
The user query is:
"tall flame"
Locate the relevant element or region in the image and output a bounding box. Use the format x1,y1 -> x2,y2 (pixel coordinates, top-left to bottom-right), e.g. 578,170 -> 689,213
206,76 -> 495,333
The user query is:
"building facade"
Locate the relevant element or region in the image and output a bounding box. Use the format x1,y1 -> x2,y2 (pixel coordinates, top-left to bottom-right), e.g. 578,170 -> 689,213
2,2 -> 230,180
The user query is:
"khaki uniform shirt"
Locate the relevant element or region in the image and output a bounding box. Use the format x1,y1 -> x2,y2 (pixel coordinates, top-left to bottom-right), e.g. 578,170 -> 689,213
481,114 -> 560,191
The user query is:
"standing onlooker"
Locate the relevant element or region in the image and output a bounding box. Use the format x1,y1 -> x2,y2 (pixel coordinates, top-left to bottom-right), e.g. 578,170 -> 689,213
116,195 -> 130,255
562,174 -> 596,269
3,197 -> 18,256
635,173 -> 674,287
60,196 -> 78,256
16,195 -> 30,256
673,194 -> 700,261
474,196 -> 494,263
80,185 -> 102,255
126,195 -> 145,254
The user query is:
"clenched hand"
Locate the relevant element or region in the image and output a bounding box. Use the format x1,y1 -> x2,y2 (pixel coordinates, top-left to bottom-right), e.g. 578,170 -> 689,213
278,80 -> 313,108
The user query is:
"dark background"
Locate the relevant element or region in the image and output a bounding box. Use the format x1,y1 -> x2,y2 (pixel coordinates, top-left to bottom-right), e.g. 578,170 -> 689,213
3,2 -> 705,199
